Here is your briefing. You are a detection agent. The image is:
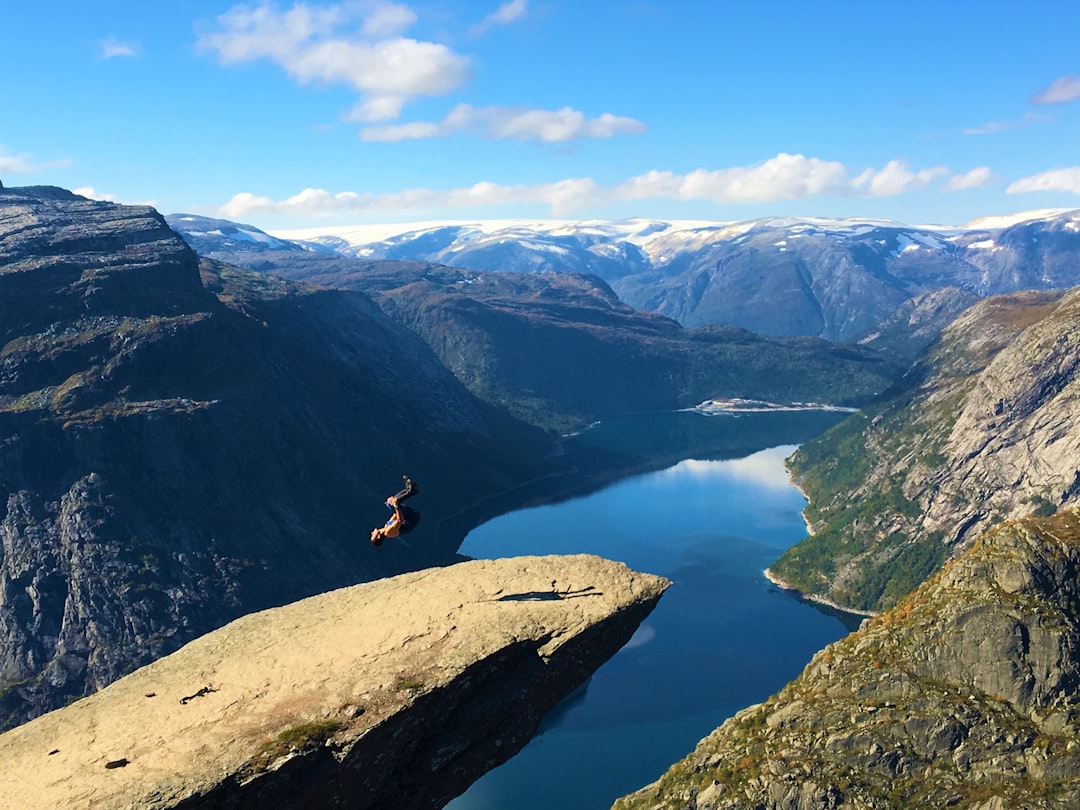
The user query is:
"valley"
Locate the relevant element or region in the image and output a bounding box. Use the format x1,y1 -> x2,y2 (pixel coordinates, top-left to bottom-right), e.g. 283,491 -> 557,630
2,184 -> 1080,808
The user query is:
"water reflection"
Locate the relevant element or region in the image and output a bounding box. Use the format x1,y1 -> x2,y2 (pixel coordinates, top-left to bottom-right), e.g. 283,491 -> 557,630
449,434 -> 852,810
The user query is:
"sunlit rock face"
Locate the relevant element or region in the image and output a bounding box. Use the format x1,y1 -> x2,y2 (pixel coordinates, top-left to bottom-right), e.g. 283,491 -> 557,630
0,555 -> 668,810
773,286 -> 1080,614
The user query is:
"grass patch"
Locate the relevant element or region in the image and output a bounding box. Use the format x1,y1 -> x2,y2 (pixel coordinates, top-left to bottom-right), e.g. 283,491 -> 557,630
243,719 -> 344,777
393,676 -> 426,694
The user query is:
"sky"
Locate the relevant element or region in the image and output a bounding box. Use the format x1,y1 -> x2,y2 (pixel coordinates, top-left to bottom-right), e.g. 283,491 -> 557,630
4,0 -> 1080,231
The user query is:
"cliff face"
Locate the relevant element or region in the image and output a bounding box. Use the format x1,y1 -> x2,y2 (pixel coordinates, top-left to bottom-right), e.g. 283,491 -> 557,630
0,554 -> 668,810
615,508 -> 1080,810
771,286 -> 1080,612
0,187 -> 555,729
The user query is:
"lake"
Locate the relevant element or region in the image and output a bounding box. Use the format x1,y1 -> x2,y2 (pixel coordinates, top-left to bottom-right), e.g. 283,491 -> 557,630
446,412 -> 855,810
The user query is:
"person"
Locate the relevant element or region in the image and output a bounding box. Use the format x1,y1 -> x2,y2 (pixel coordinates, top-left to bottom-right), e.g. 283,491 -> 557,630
370,476 -> 421,545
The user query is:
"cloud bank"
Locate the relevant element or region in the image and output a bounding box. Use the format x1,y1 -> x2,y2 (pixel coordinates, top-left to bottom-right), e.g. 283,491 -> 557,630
1007,168 -> 1080,194
220,153 -> 987,219
360,103 -> 646,142
0,147 -> 71,175
1031,75 -> 1080,105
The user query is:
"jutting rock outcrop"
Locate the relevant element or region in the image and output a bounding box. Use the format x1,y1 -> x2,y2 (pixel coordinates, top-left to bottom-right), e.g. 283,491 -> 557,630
0,554 -> 668,810
615,508 -> 1080,810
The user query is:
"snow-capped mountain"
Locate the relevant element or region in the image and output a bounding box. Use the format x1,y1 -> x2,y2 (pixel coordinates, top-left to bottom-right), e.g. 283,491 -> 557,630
168,209 -> 1080,343
165,214 -> 335,256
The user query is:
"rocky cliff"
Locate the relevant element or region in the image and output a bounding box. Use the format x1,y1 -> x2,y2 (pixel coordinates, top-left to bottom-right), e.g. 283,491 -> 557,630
770,286 -> 1080,612
0,554 -> 668,810
0,186 -> 555,729
614,507 -> 1080,810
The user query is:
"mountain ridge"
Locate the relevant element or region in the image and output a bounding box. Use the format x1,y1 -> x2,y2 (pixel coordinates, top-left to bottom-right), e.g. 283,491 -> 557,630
769,285 -> 1080,614
218,209 -> 1080,344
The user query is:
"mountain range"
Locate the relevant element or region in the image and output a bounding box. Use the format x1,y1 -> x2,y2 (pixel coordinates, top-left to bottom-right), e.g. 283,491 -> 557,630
249,209 -> 1080,343
612,252 -> 1080,809
168,214 -> 900,434
0,188 -> 897,730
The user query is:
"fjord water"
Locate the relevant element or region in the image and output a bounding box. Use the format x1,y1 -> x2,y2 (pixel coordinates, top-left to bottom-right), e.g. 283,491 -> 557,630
447,412 -> 853,810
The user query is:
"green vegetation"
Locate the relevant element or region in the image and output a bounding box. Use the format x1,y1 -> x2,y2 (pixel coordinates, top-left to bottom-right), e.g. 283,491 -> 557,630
842,533 -> 949,610
393,675 -> 426,694
244,719 -> 344,777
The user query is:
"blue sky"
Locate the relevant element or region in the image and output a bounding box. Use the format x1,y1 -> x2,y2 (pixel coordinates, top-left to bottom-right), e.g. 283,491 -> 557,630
4,0 -> 1079,230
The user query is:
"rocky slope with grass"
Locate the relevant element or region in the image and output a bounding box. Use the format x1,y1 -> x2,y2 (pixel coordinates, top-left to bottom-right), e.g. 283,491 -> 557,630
0,554 -> 668,810
615,507 -> 1080,810
769,286 -> 1080,613
0,186 -> 556,730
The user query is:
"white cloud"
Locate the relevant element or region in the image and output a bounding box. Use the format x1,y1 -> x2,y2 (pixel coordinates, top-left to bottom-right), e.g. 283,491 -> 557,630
614,155 -> 945,206
963,111 -> 1051,136
362,2 -> 417,37
198,2 -> 471,123
1007,168 -> 1080,194
72,187 -> 118,201
360,121 -> 442,141
1031,75 -> 1080,105
99,37 -> 141,59
220,154 -> 964,219
944,166 -> 996,191
852,160 -> 947,197
221,176 -> 603,218
471,0 -> 528,35
0,146 -> 71,175
360,102 -> 647,142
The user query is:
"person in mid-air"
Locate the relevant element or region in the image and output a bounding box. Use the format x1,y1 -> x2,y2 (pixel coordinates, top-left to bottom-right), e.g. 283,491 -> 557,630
370,476 -> 421,546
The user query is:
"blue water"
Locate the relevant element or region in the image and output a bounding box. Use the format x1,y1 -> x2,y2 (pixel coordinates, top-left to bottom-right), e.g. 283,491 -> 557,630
446,444 -> 850,810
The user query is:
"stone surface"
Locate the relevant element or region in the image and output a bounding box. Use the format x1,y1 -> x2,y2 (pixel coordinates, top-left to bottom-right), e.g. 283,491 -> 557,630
615,509 -> 1080,810
0,554 -> 668,810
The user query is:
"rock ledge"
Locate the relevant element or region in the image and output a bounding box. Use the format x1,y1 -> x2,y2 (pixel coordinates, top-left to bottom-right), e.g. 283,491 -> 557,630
0,554 -> 668,810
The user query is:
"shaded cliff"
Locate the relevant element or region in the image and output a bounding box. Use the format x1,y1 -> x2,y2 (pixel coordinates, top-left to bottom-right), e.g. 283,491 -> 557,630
0,554 -> 668,810
0,187 -> 555,729
771,286 -> 1080,612
615,507 -> 1080,810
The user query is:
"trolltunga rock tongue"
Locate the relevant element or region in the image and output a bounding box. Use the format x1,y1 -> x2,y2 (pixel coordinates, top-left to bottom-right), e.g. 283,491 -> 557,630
0,554 -> 668,810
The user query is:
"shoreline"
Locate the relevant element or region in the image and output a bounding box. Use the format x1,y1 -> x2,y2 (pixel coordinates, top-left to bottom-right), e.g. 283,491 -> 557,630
763,567 -> 877,619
